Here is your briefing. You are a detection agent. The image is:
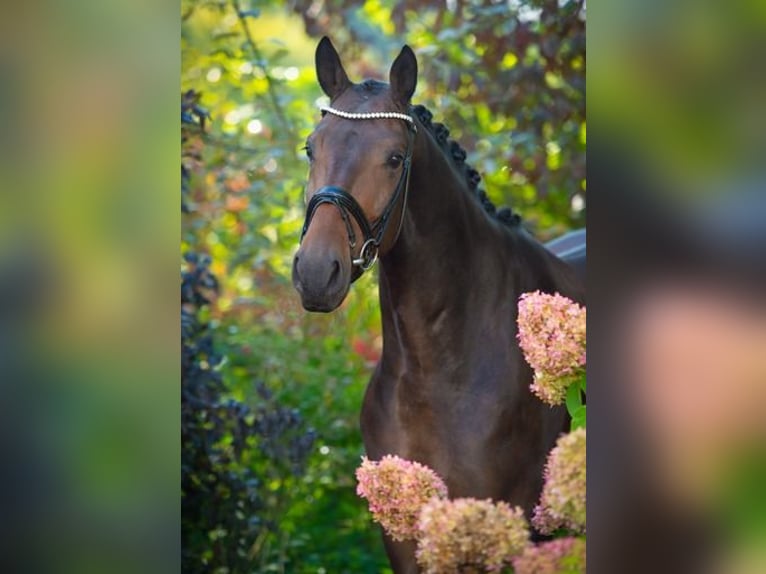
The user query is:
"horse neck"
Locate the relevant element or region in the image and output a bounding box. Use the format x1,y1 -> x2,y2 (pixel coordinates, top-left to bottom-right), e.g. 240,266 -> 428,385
377,127 -> 584,369
377,128 -> 503,358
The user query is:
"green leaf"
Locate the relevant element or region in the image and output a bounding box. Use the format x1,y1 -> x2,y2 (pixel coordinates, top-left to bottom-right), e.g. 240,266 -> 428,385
565,382 -> 582,417
570,406 -> 586,430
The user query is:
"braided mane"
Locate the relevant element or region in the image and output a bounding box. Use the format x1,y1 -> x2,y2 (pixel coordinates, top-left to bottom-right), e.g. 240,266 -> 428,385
410,104 -> 521,227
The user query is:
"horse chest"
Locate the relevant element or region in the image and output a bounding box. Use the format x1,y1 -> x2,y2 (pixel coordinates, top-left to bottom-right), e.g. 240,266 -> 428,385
361,367 -> 512,497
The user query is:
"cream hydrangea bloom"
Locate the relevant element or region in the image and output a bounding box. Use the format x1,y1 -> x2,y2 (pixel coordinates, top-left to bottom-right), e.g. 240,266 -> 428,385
355,455 -> 448,541
416,498 -> 529,573
513,536 -> 586,574
517,291 -> 586,406
533,428 -> 586,534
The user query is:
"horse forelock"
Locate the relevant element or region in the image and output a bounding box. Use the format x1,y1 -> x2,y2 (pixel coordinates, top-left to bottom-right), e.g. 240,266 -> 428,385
358,78 -> 387,94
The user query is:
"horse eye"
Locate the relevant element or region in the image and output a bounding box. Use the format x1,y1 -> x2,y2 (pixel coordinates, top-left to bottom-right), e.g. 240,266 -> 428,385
303,144 -> 314,162
387,153 -> 404,168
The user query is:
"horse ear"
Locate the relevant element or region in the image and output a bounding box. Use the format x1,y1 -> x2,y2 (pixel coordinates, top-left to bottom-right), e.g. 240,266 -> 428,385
389,45 -> 418,104
315,36 -> 350,100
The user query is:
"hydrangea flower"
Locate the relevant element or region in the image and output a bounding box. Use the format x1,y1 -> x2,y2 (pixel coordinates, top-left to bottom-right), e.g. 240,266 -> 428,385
416,498 -> 529,573
512,537 -> 586,574
517,291 -> 586,406
355,455 -> 448,541
533,428 -> 586,534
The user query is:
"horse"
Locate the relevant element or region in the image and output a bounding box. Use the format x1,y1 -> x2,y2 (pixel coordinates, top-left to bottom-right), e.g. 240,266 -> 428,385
292,37 -> 585,573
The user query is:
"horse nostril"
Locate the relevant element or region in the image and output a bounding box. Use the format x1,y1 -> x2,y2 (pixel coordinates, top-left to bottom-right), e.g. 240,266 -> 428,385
327,259 -> 341,287
292,254 -> 303,286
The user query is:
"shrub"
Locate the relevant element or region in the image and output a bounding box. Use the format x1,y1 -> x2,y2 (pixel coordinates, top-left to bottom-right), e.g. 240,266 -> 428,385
181,94 -> 314,573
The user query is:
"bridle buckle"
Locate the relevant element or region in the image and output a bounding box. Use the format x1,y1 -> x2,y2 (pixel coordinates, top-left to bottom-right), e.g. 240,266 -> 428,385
352,238 -> 379,271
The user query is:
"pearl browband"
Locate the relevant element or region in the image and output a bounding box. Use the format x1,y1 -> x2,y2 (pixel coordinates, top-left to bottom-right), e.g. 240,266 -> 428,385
319,105 -> 416,130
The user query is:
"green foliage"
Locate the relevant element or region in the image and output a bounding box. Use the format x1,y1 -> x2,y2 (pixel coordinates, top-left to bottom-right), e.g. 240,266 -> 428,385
565,375 -> 586,430
181,249 -> 316,573
182,0 -> 584,571
182,97 -> 317,573
292,0 -> 586,238
220,323 -> 389,572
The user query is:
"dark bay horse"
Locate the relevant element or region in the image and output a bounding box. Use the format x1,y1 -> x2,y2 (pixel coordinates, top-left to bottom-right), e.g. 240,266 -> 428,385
292,37 -> 585,572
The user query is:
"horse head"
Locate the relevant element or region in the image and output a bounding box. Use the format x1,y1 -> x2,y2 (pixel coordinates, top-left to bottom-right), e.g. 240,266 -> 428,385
292,37 -> 418,312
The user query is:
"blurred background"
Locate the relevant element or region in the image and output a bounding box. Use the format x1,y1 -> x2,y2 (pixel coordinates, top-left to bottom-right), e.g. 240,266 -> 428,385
589,1 -> 766,573
181,1 -> 584,572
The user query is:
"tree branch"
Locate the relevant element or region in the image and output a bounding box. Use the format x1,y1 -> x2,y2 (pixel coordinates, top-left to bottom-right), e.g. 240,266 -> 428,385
230,0 -> 297,145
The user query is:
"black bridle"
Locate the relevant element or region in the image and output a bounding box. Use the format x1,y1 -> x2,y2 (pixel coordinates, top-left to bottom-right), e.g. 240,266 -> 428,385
300,107 -> 417,277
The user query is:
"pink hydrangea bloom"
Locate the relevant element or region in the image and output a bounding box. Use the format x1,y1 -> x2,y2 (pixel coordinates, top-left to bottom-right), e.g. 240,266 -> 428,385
530,372 -> 575,407
355,455 -> 448,541
512,537 -> 586,574
517,291 -> 586,406
533,428 -> 586,535
416,498 -> 529,573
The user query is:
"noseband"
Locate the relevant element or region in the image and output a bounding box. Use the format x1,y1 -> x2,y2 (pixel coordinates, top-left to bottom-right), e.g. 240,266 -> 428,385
300,105 -> 417,276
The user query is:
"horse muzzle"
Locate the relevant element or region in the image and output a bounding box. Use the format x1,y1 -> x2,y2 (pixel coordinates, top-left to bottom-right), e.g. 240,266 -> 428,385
292,248 -> 350,312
